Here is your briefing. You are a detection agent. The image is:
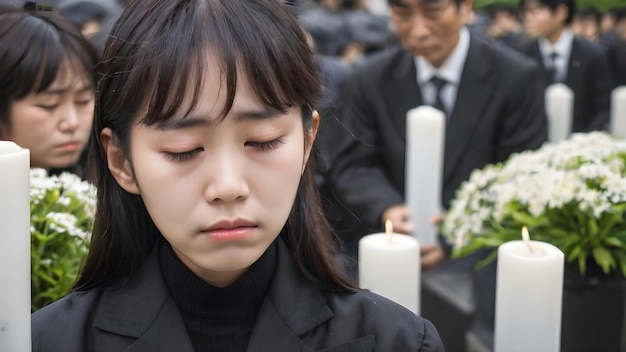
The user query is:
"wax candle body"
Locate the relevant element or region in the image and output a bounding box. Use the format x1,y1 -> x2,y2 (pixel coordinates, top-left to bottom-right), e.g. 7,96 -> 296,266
610,86 -> 626,138
494,240 -> 564,352
359,233 -> 420,314
406,106 -> 445,245
545,83 -> 573,142
0,141 -> 31,352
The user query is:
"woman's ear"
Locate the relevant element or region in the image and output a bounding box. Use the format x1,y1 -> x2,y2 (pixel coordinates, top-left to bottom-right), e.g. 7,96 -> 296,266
303,110 -> 320,170
100,127 -> 140,194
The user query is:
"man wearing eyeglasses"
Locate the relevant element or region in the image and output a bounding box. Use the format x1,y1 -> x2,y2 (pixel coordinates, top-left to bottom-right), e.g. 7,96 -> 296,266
331,0 -> 548,269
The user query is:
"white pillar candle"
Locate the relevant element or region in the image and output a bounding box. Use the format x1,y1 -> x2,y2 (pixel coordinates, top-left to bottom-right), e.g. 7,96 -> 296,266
545,83 -> 574,142
359,221 -> 421,314
405,106 -> 445,245
610,86 -> 626,139
0,141 -> 31,352
494,228 -> 564,352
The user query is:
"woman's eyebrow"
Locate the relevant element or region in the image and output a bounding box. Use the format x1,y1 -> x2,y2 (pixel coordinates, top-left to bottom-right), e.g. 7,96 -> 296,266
76,85 -> 94,94
233,107 -> 279,122
157,107 -> 281,131
38,88 -> 68,96
40,83 -> 93,96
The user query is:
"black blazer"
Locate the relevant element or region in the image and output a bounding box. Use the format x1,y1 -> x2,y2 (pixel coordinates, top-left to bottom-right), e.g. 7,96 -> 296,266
519,36 -> 612,133
32,238 -> 444,352
330,33 -> 548,229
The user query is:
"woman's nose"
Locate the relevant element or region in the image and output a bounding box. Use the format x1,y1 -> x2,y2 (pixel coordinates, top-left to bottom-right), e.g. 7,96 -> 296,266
203,151 -> 250,203
58,103 -> 80,133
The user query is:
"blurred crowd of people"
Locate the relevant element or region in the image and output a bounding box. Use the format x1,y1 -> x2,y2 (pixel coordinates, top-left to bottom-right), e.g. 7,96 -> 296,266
294,0 -> 626,87
290,0 -> 626,251
292,1 -> 625,348
480,2 -> 626,87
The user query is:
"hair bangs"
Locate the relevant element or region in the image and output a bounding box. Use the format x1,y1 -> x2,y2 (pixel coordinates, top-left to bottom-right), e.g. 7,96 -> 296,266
101,0 -> 233,129
226,1 -> 322,113
104,0 -> 321,130
0,16 -> 61,99
1,13 -> 96,100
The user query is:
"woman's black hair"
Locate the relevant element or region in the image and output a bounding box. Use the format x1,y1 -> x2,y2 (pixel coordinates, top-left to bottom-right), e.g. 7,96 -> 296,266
0,4 -> 98,136
75,0 -> 358,293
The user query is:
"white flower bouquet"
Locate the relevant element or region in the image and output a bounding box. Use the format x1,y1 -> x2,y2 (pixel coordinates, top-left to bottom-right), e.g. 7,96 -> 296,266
442,132 -> 626,277
30,168 -> 96,311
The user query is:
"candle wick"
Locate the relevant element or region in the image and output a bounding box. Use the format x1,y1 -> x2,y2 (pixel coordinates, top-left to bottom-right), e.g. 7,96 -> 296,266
522,226 -> 534,253
385,219 -> 393,244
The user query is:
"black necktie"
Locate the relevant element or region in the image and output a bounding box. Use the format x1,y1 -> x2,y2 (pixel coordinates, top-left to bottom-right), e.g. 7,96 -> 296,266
430,76 -> 448,115
546,52 -> 559,83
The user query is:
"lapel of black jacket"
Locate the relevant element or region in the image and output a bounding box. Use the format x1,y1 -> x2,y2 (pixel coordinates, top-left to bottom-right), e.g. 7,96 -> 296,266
442,35 -> 494,184
529,40 -> 545,70
91,246 -> 195,352
386,47 -> 422,141
247,238 -> 333,352
565,37 -> 582,87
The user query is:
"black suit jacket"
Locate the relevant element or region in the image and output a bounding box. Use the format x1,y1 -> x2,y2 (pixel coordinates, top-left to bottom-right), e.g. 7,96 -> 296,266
519,36 -> 612,133
331,33 -> 548,231
32,238 -> 443,352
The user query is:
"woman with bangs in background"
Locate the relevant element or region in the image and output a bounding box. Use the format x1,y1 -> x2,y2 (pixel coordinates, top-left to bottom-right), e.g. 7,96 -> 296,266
0,2 -> 97,179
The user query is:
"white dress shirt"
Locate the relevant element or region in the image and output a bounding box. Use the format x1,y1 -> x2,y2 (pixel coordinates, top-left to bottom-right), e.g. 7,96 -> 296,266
414,26 -> 470,116
538,29 -> 574,83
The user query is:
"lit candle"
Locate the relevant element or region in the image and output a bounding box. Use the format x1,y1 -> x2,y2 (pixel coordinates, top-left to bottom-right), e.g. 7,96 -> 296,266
494,227 -> 564,352
545,83 -> 573,142
405,106 -> 445,245
0,141 -> 31,352
359,220 -> 421,314
610,86 -> 626,139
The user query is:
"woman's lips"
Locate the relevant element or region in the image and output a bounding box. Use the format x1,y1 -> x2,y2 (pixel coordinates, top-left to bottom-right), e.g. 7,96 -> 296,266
202,226 -> 256,242
57,143 -> 81,152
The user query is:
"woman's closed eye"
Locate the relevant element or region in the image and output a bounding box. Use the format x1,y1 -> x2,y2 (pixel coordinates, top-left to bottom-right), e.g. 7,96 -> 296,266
37,104 -> 59,111
75,97 -> 94,106
163,137 -> 285,162
163,148 -> 203,162
245,137 -> 285,151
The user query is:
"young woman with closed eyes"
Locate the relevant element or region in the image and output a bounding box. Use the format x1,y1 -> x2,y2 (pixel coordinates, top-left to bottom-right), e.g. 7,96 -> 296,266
31,1 -> 444,350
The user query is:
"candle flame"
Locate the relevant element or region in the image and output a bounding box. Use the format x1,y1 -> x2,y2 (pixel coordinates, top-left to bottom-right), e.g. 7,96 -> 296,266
385,219 -> 393,244
522,226 -> 534,253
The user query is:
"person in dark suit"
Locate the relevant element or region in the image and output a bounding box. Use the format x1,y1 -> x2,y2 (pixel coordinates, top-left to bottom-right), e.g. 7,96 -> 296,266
485,3 -> 527,50
330,0 -> 548,269
518,0 -> 612,133
31,1 -> 444,351
610,7 -> 626,88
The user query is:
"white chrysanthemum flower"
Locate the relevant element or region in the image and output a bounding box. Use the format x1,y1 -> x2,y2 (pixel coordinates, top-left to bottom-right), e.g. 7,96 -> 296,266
443,132 -> 626,254
30,168 -> 48,179
46,212 -> 77,229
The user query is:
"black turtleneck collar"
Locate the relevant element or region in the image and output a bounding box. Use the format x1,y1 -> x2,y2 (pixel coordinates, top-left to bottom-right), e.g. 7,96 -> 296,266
158,237 -> 277,350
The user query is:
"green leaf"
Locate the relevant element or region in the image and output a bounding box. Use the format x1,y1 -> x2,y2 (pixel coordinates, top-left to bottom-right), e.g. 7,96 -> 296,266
592,247 -> 615,274
475,249 -> 499,270
567,245 -> 583,262
587,218 -> 600,238
604,237 -> 623,248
